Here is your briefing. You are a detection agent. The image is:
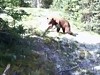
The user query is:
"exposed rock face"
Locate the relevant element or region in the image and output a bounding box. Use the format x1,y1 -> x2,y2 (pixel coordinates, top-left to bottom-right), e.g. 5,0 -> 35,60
27,36 -> 100,75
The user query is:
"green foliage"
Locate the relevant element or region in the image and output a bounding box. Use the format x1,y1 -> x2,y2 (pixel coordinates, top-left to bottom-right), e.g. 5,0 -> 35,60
0,8 -> 29,69
15,25 -> 26,34
0,18 -> 9,30
0,40 -> 55,75
0,9 -> 28,37
0,0 -> 30,8
51,0 -> 100,34
41,0 -> 53,8
43,37 -> 52,44
0,3 -> 31,75
0,20 -> 54,75
6,9 -> 29,21
19,0 -> 30,7
7,52 -> 55,75
0,0 -> 20,8
0,2 -> 55,75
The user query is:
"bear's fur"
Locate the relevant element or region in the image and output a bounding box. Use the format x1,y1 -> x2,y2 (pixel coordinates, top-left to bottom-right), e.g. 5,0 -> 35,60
47,17 -> 73,35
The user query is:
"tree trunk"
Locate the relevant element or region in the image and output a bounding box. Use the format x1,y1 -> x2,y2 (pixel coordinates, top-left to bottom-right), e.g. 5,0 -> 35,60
37,0 -> 40,8
31,0 -> 42,8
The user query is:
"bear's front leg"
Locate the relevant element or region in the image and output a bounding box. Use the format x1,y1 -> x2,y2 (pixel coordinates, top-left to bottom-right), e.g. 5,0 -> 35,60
56,24 -> 60,32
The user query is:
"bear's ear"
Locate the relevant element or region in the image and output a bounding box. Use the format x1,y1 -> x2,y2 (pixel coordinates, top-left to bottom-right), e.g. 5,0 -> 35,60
51,18 -> 54,20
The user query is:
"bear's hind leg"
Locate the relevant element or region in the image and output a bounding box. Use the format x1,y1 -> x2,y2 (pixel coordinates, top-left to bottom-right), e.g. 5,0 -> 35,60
62,28 -> 66,34
65,27 -> 74,35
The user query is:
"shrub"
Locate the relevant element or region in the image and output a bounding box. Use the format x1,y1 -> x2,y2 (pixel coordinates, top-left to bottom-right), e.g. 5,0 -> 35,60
41,0 -> 53,8
51,0 -> 100,34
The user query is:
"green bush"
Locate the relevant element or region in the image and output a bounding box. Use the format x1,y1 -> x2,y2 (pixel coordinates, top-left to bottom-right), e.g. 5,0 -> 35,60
0,0 -> 30,8
41,0 -> 53,8
51,0 -> 100,34
0,2 -> 55,75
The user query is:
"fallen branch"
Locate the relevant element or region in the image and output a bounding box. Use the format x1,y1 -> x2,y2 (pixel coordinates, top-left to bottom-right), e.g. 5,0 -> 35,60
2,64 -> 10,75
42,28 -> 50,37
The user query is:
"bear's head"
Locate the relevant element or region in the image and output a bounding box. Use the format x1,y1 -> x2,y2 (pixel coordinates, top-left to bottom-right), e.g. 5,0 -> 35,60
47,17 -> 58,25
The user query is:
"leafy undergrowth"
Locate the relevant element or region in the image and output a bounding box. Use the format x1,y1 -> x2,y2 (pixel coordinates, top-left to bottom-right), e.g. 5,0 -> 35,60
0,8 -> 55,75
0,37 -> 55,75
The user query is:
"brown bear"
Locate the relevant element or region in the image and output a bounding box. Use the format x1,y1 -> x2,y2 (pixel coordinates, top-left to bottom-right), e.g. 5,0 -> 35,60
46,17 -> 74,35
